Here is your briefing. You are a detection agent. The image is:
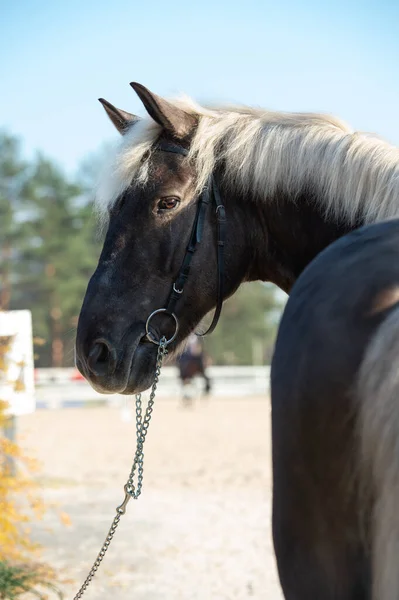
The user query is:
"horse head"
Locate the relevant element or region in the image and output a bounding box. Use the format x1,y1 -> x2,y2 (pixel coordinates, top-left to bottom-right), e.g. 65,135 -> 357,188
75,84 -> 251,394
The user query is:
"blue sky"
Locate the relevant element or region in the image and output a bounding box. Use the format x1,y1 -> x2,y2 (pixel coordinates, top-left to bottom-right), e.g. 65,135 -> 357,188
1,0 -> 398,174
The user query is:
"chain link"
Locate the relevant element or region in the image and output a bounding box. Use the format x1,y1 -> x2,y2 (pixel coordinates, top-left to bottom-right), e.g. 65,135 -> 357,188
73,337 -> 168,600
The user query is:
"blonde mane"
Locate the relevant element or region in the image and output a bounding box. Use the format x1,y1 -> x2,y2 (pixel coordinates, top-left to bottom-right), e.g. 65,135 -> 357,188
96,96 -> 399,225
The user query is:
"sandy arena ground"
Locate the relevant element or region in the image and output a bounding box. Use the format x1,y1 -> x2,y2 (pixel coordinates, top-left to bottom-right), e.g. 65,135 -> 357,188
18,395 -> 284,599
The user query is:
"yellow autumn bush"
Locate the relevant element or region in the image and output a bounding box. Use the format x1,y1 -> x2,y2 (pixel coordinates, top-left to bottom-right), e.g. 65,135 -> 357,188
0,334 -> 45,562
0,334 -> 64,597
0,400 -> 45,562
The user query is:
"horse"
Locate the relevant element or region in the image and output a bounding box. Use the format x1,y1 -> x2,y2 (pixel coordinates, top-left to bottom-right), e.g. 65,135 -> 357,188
75,81 -> 399,598
271,218 -> 399,600
175,333 -> 211,405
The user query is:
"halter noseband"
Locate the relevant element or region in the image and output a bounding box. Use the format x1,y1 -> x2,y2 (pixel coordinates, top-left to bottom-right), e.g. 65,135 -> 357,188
145,141 -> 226,345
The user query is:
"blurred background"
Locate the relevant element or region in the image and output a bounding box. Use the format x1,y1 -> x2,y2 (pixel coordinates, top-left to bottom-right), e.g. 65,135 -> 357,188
0,1 -> 398,599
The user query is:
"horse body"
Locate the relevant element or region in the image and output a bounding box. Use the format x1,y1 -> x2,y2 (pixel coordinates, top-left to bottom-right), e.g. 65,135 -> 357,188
272,219 -> 399,599
75,82 -> 399,598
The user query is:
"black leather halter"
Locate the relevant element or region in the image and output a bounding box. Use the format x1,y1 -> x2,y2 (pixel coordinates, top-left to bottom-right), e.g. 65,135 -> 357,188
145,140 -> 226,345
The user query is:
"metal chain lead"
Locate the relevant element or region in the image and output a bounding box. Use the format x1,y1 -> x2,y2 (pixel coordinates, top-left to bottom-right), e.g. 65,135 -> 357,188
73,337 -> 168,600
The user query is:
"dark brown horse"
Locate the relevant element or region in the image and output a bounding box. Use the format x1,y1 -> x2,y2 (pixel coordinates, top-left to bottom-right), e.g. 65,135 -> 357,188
272,218 -> 399,600
75,82 -> 399,599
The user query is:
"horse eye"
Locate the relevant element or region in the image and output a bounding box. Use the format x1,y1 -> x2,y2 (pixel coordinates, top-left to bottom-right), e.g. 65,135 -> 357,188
157,197 -> 180,211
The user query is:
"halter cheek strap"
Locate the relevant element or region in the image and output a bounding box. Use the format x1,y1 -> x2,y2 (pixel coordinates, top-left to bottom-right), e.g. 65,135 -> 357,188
209,184 -> 226,335
146,141 -> 226,343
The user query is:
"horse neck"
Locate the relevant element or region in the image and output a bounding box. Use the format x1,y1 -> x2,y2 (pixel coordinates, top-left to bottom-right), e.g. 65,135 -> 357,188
232,189 -> 355,294
217,117 -> 399,292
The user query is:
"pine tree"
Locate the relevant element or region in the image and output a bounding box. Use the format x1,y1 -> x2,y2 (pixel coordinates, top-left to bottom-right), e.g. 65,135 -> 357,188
0,133 -> 28,310
9,156 -> 100,366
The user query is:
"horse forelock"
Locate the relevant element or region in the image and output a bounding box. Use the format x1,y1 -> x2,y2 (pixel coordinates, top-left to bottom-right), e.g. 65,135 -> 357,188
95,95 -> 399,227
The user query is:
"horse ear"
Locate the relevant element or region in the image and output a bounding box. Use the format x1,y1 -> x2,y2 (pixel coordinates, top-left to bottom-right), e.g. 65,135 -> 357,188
130,82 -> 196,139
98,98 -> 139,135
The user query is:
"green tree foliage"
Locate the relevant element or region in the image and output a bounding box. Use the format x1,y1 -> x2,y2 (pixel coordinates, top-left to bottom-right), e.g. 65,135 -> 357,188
11,157 -> 100,366
0,133 -> 101,366
204,283 -> 285,365
0,134 -> 28,311
0,131 -> 284,367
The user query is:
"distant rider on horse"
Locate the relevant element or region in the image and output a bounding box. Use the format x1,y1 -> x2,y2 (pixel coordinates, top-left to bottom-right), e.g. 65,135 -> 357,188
176,333 -> 211,403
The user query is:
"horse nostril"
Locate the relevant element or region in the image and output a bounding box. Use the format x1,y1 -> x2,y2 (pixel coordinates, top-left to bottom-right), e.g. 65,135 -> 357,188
87,339 -> 117,377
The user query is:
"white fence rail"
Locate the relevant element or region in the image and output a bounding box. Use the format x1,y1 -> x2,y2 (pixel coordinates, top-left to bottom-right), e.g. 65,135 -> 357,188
35,366 -> 271,409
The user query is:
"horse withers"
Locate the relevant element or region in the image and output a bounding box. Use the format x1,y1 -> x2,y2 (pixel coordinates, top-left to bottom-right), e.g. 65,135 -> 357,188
272,218 -> 399,600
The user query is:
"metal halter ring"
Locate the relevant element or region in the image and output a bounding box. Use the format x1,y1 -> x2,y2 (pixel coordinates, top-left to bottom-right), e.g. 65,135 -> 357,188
145,308 -> 179,346
173,283 -> 183,294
